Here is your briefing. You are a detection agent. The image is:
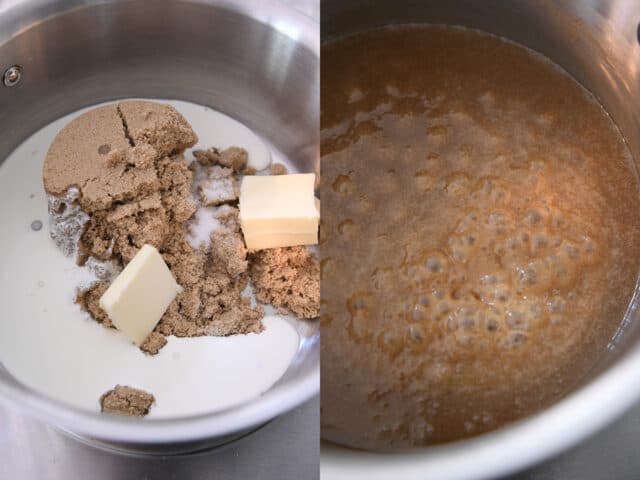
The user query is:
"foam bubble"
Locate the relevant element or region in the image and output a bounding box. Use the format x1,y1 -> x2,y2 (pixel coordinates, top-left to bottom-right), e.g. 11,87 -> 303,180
377,328 -> 404,357
332,174 -> 354,195
412,305 -> 428,321
506,310 -> 529,330
507,332 -> 527,347
337,219 -> 356,238
406,324 -> 426,352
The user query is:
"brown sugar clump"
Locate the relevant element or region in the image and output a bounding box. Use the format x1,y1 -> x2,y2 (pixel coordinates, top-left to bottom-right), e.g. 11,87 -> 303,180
100,385 -> 155,416
141,332 -> 168,355
210,230 -> 249,277
80,205 -> 169,265
250,247 -> 320,319
213,204 -> 241,232
157,154 -> 198,223
43,105 -> 132,198
117,101 -> 198,157
199,165 -> 239,206
270,163 -> 289,175
220,147 -> 248,172
193,147 -> 222,166
76,283 -> 111,327
130,144 -> 158,169
43,102 -> 196,214
193,146 -> 249,173
155,218 -> 263,338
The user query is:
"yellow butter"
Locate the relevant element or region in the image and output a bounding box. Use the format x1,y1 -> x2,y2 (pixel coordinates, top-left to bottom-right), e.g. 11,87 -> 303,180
99,244 -> 182,345
239,174 -> 319,250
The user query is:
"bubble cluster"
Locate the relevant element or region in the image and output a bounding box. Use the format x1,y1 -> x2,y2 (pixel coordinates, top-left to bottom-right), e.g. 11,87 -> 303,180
363,170 -> 600,361
474,176 -> 511,204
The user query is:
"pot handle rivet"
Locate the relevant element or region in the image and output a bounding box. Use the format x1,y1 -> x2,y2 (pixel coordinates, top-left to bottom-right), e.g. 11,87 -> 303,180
3,65 -> 23,87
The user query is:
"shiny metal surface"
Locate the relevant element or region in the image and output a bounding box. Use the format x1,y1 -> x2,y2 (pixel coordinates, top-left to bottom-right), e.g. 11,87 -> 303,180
323,402 -> 640,480
0,0 -> 319,451
510,401 -> 640,480
0,396 -> 319,480
321,1 -> 640,479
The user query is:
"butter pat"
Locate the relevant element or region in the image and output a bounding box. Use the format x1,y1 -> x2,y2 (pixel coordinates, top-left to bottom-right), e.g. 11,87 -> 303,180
99,244 -> 182,345
239,173 -> 319,250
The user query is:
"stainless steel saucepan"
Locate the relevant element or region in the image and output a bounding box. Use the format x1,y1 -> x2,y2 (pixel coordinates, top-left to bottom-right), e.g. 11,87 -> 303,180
0,0 -> 319,454
321,1 -> 640,478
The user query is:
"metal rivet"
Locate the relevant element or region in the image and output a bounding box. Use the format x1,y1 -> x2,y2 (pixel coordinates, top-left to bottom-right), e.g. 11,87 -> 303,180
3,65 -> 22,87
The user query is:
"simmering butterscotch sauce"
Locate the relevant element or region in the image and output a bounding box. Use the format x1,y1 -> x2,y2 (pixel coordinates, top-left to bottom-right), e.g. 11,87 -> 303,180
320,26 -> 640,450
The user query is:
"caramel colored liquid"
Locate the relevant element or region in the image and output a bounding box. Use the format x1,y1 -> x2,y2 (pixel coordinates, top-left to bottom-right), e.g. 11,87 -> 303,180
320,26 -> 640,450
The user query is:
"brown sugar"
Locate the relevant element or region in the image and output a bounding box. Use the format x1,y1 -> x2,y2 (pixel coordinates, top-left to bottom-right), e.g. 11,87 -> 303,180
250,247 -> 320,319
100,385 -> 155,416
43,105 -> 132,198
210,230 -> 249,277
198,165 -> 239,206
47,100 -> 264,354
154,210 -> 263,338
47,100 -> 318,361
193,146 -> 249,173
140,332 -> 168,355
76,283 -> 111,327
270,163 -> 289,175
117,101 -> 198,157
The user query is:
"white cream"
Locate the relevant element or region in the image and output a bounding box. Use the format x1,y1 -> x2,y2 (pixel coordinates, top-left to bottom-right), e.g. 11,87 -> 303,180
0,100 -> 300,417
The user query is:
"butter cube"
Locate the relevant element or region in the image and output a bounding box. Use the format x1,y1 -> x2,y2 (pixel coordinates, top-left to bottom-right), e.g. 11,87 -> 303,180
239,173 -> 319,250
99,244 -> 182,345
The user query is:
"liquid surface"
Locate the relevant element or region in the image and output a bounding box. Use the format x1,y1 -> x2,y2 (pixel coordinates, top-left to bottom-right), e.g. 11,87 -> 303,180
0,100 -> 300,417
321,26 -> 640,449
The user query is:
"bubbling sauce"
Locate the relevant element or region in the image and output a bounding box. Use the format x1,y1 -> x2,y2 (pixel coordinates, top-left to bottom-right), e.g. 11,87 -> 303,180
320,26 -> 640,450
